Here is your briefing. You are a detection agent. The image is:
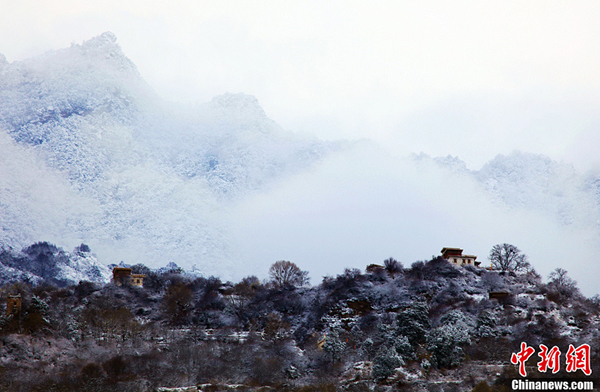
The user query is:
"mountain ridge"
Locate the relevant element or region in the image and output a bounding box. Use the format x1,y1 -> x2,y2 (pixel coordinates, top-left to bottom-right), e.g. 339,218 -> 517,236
416,150 -> 600,232
1,33 -> 600,289
0,32 -> 340,275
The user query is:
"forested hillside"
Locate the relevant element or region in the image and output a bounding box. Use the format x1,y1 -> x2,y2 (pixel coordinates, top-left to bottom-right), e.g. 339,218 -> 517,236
1,247 -> 598,392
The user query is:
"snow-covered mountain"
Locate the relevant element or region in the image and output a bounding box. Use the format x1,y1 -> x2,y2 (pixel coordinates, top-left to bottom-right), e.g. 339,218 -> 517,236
0,32 -> 339,276
0,242 -> 111,286
2,32 -> 600,286
417,150 -> 600,233
475,152 -> 599,228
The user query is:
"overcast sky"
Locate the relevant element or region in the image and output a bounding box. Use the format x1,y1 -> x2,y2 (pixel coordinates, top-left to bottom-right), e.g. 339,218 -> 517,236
2,1 -> 600,171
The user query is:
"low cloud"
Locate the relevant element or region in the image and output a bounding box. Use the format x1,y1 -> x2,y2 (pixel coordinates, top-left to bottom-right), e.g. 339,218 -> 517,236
227,143 -> 600,296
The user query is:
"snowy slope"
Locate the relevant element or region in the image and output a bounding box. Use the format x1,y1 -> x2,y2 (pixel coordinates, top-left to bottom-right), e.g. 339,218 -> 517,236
475,151 -> 598,228
0,242 -> 111,286
0,32 -> 339,276
418,151 -> 600,232
3,32 -> 599,283
0,32 -> 152,184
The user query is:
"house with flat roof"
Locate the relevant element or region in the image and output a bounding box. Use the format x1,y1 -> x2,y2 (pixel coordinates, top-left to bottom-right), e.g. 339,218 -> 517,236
112,267 -> 145,287
441,247 -> 480,267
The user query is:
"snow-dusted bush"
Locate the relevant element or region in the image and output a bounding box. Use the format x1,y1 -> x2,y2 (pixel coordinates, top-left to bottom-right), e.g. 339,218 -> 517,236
322,330 -> 347,362
482,271 -> 506,291
431,281 -> 470,310
30,295 -> 49,312
439,309 -> 474,328
359,337 -> 375,359
374,317 -> 413,360
475,310 -> 498,338
372,345 -> 404,381
322,268 -> 366,300
547,268 -> 579,299
396,302 -> 430,346
426,310 -> 472,368
423,256 -> 462,279
393,335 -> 412,360
426,326 -> 466,368
376,317 -> 396,342
407,261 -> 425,280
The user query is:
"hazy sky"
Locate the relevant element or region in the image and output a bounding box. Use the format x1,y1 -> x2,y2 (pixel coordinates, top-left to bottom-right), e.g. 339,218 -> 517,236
2,1 -> 600,170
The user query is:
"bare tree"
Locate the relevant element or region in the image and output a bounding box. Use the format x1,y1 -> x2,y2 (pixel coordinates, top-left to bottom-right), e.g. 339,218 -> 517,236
488,243 -> 529,272
383,257 -> 402,276
548,268 -> 578,297
268,260 -> 309,287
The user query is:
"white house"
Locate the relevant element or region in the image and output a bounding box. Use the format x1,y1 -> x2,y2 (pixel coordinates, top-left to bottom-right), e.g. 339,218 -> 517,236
441,247 -> 480,267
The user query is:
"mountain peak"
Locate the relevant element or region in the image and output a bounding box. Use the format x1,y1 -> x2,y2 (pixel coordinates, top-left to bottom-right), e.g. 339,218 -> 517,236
0,34 -> 335,274
83,31 -> 118,47
76,31 -> 122,58
64,31 -> 138,76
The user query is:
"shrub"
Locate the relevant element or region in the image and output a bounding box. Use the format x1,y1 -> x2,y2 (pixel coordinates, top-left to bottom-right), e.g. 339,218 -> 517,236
407,261 -> 425,280
427,326 -> 466,368
322,330 -> 347,362
372,346 -> 403,381
74,281 -> 100,299
384,257 -> 403,277
396,302 -> 430,346
394,335 -> 413,360
476,310 -> 498,338
423,256 -> 461,279
426,310 -> 472,368
547,268 -> 579,300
